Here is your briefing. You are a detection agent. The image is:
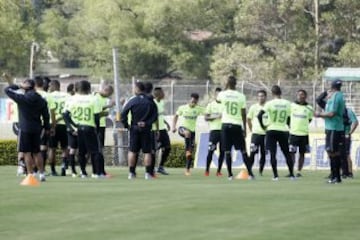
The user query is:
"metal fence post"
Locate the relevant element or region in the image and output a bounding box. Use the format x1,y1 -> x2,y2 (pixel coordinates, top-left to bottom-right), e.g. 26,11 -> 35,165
171,80 -> 175,115
112,48 -> 127,166
206,80 -> 210,98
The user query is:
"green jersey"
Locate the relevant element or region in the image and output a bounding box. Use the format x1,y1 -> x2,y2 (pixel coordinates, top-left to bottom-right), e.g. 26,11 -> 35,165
49,91 -> 68,125
64,94 -> 78,126
67,94 -> 101,128
290,102 -> 313,136
325,91 -> 345,131
37,90 -> 53,107
176,104 -> 204,132
247,103 -> 266,135
205,100 -> 223,131
345,108 -> 358,135
155,99 -> 167,131
94,92 -> 108,127
263,98 -> 291,132
217,89 -> 246,127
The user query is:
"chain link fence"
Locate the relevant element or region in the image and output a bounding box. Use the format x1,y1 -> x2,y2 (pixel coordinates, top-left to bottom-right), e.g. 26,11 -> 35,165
2,79 -> 360,169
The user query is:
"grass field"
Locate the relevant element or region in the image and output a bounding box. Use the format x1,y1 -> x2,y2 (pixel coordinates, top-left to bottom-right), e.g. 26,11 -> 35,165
1,166 -> 360,240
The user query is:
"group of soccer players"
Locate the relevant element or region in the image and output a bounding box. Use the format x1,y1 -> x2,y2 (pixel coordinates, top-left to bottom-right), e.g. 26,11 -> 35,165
171,76 -> 310,180
172,76 -> 358,182
4,74 -> 115,181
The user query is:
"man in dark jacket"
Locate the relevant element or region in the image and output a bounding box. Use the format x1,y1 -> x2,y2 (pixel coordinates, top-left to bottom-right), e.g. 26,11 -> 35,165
121,81 -> 158,180
4,77 -> 50,181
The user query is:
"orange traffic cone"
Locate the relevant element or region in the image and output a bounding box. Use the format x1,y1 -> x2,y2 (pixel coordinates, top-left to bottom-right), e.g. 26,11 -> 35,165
235,169 -> 249,180
20,175 -> 40,186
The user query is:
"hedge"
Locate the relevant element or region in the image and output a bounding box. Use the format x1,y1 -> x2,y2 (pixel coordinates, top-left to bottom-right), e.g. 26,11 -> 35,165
0,140 -> 189,168
0,140 -> 18,165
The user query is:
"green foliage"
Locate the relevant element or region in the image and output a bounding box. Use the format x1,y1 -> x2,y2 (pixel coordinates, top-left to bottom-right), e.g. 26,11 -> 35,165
337,42 -> 360,67
0,140 -> 18,165
0,1 -> 36,76
2,0 -> 360,81
0,140 -> 188,168
164,142 -> 186,168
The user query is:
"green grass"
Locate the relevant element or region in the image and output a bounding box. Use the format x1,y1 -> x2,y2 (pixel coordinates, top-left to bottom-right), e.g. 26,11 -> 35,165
0,166 -> 360,240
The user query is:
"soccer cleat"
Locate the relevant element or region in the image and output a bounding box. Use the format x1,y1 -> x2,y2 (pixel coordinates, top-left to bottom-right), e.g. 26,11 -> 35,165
50,171 -> 59,177
79,171 -> 88,178
184,170 -> 191,176
272,177 -> 279,181
327,178 -> 341,184
16,166 -> 25,176
39,173 -> 46,182
216,172 -> 223,177
157,167 -> 169,175
296,173 -> 302,177
228,175 -> 233,181
71,173 -> 78,178
128,173 -> 136,180
91,174 -> 99,179
145,173 -> 153,180
289,176 -> 296,181
248,175 -> 255,180
204,171 -> 210,177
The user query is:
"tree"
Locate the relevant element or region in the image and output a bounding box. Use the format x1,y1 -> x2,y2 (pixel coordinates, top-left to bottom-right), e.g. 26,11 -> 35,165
0,1 -> 36,76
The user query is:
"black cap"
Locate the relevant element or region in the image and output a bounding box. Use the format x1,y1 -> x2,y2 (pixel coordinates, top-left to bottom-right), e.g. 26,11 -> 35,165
24,79 -> 35,90
331,79 -> 342,90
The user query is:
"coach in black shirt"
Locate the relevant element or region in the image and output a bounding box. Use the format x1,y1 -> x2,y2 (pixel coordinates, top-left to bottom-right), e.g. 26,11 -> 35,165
4,78 -> 50,181
121,81 -> 158,180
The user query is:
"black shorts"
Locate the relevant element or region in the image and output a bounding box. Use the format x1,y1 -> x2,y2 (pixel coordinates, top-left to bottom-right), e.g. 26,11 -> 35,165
67,132 -> 78,149
251,134 -> 265,146
12,122 -> 20,136
129,127 -> 152,153
325,130 -> 344,153
178,127 -> 195,151
266,130 -> 289,153
97,127 -> 105,148
77,126 -> 101,155
221,124 -> 246,152
157,129 -> 171,149
250,134 -> 265,153
289,134 -> 309,154
178,127 -> 195,139
208,130 -> 221,151
18,130 -> 41,153
49,125 -> 68,149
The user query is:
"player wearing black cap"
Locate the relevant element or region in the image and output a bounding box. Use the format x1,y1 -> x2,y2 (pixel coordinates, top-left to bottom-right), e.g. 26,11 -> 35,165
315,79 -> 346,183
121,82 -> 158,180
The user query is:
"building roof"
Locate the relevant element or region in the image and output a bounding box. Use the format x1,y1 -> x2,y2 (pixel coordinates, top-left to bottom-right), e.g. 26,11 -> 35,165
323,67 -> 360,81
